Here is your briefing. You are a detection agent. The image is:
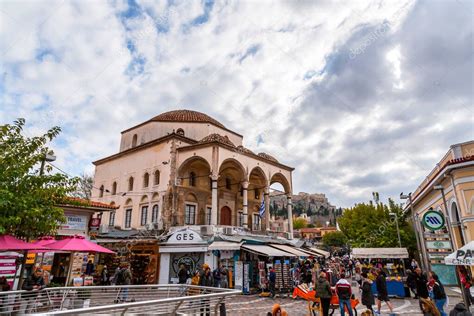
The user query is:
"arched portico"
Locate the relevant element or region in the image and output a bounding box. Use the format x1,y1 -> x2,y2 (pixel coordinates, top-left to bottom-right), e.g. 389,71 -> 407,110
270,172 -> 293,237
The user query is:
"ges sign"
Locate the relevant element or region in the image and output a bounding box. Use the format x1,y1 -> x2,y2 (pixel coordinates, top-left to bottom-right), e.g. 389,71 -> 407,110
168,229 -> 203,244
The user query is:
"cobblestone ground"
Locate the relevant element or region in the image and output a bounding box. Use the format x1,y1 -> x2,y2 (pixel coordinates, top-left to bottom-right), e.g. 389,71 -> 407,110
225,287 -> 463,316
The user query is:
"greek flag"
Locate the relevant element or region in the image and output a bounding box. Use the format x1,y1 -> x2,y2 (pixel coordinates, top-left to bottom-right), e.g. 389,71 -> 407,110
259,198 -> 265,218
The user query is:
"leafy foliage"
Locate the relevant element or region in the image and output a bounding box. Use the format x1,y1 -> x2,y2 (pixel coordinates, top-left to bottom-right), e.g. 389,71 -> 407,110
322,231 -> 348,248
0,119 -> 79,240
337,196 -> 417,252
293,217 -> 308,230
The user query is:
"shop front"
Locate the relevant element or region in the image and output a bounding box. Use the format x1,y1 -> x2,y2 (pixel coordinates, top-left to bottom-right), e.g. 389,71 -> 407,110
208,241 -> 242,288
158,229 -> 212,284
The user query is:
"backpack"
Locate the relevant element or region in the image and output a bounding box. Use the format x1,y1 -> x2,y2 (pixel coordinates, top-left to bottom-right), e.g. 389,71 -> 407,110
116,269 -> 125,285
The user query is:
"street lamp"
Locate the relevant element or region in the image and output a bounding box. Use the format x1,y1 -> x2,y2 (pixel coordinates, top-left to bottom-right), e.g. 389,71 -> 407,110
389,212 -> 402,248
39,151 -> 56,175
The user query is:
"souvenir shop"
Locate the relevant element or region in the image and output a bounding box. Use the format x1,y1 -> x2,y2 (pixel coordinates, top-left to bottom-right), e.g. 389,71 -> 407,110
208,241 -> 242,288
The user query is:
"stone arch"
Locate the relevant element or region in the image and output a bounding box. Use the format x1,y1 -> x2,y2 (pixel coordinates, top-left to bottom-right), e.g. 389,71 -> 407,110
124,198 -> 133,206
185,192 -> 198,203
140,195 -> 149,204
177,156 -> 212,189
249,167 -> 268,201
270,172 -> 291,193
132,134 -> 138,147
218,159 -> 246,192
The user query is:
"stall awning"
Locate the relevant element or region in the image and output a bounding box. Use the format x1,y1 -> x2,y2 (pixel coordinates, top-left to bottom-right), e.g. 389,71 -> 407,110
270,244 -> 309,257
445,241 -> 474,265
241,244 -> 296,257
307,247 -> 330,258
352,248 -> 409,259
208,241 -> 242,251
298,248 -> 323,257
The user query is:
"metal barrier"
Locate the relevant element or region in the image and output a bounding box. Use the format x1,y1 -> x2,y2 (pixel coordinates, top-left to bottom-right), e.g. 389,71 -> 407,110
0,284 -> 240,315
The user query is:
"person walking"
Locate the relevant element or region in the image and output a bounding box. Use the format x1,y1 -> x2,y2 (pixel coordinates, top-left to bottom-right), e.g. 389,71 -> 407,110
406,269 -> 418,298
21,268 -> 45,313
178,264 -> 190,295
361,272 -> 375,313
116,263 -> 132,302
415,268 -> 430,311
199,264 -> 213,316
449,303 -> 472,316
269,266 -> 277,298
101,265 -> 109,285
213,265 -> 222,288
315,272 -> 332,316
375,269 -> 394,315
86,260 -> 94,276
430,272 -> 447,316
336,273 -> 353,316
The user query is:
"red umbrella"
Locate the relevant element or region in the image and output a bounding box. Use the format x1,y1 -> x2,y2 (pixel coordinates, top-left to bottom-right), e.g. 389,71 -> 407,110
46,235 -> 115,254
0,235 -> 47,251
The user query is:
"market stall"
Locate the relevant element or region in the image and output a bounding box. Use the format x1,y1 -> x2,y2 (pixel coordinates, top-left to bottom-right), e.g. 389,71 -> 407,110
444,241 -> 474,307
352,247 -> 409,298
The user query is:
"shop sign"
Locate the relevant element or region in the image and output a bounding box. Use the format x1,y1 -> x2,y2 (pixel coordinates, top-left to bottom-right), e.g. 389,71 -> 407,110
89,218 -> 101,228
167,229 -> 203,244
422,210 -> 445,231
61,215 -> 88,231
426,240 -> 452,250
26,253 -> 36,265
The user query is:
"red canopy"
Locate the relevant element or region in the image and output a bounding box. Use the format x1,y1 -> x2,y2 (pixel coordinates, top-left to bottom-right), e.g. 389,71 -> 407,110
30,236 -> 58,253
46,235 -> 115,254
0,235 -> 47,251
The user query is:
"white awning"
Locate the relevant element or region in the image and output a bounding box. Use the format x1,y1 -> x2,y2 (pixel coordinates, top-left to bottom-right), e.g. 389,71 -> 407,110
208,241 -> 242,251
270,244 -> 309,257
445,241 -> 474,265
352,248 -> 409,259
308,247 -> 330,258
241,244 -> 296,257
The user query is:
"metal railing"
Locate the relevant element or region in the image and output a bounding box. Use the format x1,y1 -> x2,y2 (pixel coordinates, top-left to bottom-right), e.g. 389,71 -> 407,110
0,284 -> 240,315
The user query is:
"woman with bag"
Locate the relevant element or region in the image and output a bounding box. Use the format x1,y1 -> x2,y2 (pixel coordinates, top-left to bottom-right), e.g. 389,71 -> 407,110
315,272 -> 332,316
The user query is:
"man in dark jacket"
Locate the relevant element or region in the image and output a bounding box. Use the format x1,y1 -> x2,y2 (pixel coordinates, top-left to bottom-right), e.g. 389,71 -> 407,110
199,264 -> 213,287
269,267 -> 276,298
375,269 -> 393,315
315,272 -> 332,316
450,303 -> 472,316
415,268 -> 429,311
21,268 -> 45,313
406,269 -> 417,298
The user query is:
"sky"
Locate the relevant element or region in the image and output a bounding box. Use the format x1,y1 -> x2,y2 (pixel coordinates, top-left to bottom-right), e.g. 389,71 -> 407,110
1,0 -> 473,207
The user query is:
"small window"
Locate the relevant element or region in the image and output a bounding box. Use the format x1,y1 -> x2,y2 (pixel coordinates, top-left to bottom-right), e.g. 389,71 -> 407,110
109,212 -> 115,227
253,214 -> 261,231
185,204 -> 196,225
238,212 -> 244,227
140,205 -> 148,226
255,188 -> 260,200
128,177 -> 134,191
111,182 -> 117,195
176,128 -> 185,136
125,209 -> 132,228
189,172 -> 196,187
225,178 -> 232,190
99,185 -> 104,198
152,204 -> 159,223
132,134 -> 138,147
206,207 -> 212,225
154,170 -> 160,185
143,173 -> 149,188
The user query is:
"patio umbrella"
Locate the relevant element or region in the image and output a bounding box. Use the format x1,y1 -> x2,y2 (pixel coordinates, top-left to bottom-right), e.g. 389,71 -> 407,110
444,241 -> 474,265
0,235 -> 47,251
46,235 -> 115,285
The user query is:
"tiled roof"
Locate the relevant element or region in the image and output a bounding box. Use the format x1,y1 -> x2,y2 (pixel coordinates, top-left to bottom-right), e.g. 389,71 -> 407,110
151,110 -> 226,129
62,197 -> 119,210
258,152 -> 278,163
236,145 -> 254,155
199,133 -> 236,147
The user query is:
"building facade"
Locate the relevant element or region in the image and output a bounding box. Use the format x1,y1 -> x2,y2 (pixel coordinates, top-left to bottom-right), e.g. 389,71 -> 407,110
92,110 -> 295,236
407,140 -> 474,284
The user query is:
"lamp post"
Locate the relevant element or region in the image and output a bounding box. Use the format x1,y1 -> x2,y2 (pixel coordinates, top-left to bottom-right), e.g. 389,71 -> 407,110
400,192 -> 427,271
39,151 -> 56,175
389,212 -> 402,248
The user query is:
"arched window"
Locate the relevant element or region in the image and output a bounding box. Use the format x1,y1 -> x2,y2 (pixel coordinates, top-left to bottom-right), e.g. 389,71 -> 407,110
132,134 -> 138,147
152,204 -> 159,223
190,172 -> 196,187
154,170 -> 160,185
128,177 -> 134,191
176,128 -> 185,136
143,172 -> 149,188
111,182 -> 117,195
225,178 -> 232,190
99,185 -> 104,198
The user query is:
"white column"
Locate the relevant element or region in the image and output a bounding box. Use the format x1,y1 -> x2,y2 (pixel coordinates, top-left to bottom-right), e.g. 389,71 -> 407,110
264,187 -> 270,232
242,181 -> 248,229
211,175 -> 218,226
287,195 -> 294,239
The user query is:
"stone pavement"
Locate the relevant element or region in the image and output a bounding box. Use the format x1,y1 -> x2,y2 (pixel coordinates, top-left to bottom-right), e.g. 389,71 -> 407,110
225,286 -> 464,316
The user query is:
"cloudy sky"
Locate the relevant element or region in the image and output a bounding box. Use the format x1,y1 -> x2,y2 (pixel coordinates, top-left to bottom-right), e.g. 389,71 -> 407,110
1,0 -> 472,207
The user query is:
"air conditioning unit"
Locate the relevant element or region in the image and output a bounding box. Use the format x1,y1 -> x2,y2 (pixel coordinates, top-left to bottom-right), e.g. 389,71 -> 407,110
200,225 -> 213,236
223,227 -> 234,235
99,225 -> 108,234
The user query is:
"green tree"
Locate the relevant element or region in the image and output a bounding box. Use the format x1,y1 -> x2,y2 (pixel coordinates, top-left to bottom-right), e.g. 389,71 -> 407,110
322,231 -> 347,248
337,196 -> 417,252
0,119 -> 79,240
293,218 -> 308,230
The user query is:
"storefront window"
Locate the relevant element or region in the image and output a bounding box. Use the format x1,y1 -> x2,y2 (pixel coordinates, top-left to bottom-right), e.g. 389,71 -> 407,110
109,212 -> 115,226
206,207 -> 211,225
125,209 -> 132,228
152,204 -> 159,223
185,204 -> 196,225
141,206 -> 148,226
253,214 -> 260,230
